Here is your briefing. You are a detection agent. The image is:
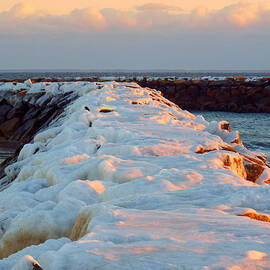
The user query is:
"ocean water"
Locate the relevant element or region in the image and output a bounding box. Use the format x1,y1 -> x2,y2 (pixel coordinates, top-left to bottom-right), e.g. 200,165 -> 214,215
1,70 -> 270,81
193,111 -> 270,160
0,71 -> 269,161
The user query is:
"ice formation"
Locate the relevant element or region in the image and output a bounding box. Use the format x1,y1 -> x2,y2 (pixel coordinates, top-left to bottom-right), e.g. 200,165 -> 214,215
0,81 -> 270,269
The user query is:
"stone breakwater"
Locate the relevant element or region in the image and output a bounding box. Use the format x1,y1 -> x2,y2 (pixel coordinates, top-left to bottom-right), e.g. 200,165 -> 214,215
1,81 -> 270,270
2,76 -> 270,113
0,86 -> 78,186
137,77 -> 270,113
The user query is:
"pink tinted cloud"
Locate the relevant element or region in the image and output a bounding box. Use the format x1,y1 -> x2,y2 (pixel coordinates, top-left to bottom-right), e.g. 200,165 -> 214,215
0,1 -> 270,34
135,3 -> 182,12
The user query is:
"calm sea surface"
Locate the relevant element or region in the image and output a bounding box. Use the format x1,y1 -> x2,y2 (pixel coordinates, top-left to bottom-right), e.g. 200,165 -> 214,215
0,71 -> 269,161
1,70 -> 270,80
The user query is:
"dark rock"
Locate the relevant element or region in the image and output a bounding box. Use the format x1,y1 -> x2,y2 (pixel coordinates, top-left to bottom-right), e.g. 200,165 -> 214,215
99,108 -> 114,113
0,104 -> 13,117
0,118 -> 20,138
33,262 -> 43,270
175,83 -> 186,91
6,102 -> 29,120
230,87 -> 239,96
255,97 -> 270,108
165,85 -> 176,96
0,116 -> 5,124
220,122 -> 231,132
263,85 -> 270,96
216,91 -> 230,103
207,89 -> 218,98
244,163 -> 265,183
37,107 -> 53,121
23,107 -> 42,122
11,118 -> 37,142
188,85 -> 200,97
16,90 -> 28,97
240,104 -> 257,113
227,102 -> 238,112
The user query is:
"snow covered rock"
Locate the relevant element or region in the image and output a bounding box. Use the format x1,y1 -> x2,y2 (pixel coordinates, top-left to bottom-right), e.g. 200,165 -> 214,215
0,81 -> 269,270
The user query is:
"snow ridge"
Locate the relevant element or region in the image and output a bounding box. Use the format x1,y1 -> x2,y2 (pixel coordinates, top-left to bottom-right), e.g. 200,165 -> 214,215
0,81 -> 270,270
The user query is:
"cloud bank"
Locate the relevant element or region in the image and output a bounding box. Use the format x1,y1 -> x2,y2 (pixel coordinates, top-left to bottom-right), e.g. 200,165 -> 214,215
1,1 -> 270,35
1,1 -> 270,70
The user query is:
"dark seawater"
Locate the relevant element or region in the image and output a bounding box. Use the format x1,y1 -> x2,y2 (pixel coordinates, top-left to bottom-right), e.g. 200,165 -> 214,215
0,71 -> 269,161
193,111 -> 270,160
1,70 -> 270,80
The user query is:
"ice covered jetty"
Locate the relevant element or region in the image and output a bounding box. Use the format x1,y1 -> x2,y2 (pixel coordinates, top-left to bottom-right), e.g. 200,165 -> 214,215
0,81 -> 270,270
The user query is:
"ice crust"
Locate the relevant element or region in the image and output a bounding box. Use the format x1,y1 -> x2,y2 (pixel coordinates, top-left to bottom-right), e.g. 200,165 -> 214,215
0,81 -> 270,269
